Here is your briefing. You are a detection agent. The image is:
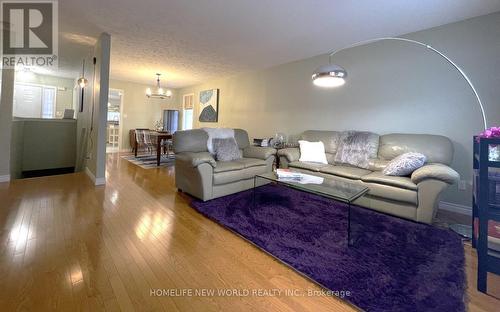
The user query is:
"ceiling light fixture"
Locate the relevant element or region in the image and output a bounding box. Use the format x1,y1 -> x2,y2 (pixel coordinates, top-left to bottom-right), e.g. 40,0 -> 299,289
146,73 -> 172,99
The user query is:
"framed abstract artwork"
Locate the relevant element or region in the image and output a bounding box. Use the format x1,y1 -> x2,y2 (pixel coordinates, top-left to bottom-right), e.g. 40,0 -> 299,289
199,89 -> 219,122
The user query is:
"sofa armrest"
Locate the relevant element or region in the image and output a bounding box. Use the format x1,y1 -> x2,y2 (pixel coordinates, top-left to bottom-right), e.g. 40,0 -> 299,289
277,148 -> 300,163
411,164 -> 460,185
176,152 -> 216,168
243,146 -> 276,160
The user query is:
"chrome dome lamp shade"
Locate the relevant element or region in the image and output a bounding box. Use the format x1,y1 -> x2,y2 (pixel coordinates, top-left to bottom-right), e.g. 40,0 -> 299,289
311,64 -> 347,87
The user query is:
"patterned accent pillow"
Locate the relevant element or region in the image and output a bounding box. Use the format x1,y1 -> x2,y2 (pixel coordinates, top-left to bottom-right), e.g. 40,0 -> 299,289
213,138 -> 242,161
383,152 -> 427,176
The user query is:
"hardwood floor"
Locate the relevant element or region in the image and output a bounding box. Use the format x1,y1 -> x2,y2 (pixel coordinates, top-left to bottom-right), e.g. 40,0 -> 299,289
0,153 -> 498,311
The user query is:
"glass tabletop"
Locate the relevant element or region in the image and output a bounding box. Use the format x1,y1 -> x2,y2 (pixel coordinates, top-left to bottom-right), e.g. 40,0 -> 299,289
256,171 -> 369,203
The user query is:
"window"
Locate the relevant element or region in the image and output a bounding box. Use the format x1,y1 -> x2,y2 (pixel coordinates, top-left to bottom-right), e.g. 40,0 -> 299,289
182,93 -> 194,130
13,83 -> 57,119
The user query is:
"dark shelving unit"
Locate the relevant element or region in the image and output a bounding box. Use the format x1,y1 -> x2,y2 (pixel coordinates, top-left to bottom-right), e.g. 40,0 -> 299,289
472,136 -> 500,293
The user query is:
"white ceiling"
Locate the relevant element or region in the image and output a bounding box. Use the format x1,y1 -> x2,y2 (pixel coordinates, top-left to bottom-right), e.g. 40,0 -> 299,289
56,0 -> 500,88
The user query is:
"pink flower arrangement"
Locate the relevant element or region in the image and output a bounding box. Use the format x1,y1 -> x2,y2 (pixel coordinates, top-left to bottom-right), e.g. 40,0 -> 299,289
477,126 -> 500,141
477,127 -> 500,159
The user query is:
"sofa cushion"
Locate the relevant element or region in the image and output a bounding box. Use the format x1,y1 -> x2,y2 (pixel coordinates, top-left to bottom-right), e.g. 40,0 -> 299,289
213,165 -> 267,185
213,138 -> 242,161
378,133 -> 453,165
235,157 -> 267,168
203,128 -> 235,154
364,183 -> 418,205
361,172 -> 417,190
173,129 -> 209,153
298,140 -> 328,164
288,161 -> 327,172
367,158 -> 390,171
383,152 -> 426,176
213,161 -> 245,173
334,131 -> 379,169
319,165 -> 372,180
234,129 -> 250,149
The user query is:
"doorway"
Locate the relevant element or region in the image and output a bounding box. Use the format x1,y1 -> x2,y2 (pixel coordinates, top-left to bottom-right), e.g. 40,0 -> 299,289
106,88 -> 123,153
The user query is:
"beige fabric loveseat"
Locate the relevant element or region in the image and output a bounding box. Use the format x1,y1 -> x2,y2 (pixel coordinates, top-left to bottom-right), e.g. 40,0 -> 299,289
173,129 -> 276,201
278,130 -> 460,224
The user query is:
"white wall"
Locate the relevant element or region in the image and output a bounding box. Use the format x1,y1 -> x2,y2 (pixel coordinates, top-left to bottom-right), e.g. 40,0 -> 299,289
109,79 -> 180,151
178,12 -> 500,207
76,33 -> 111,185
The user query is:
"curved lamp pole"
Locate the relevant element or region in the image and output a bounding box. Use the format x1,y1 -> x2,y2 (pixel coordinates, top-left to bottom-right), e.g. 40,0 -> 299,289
312,37 -> 488,131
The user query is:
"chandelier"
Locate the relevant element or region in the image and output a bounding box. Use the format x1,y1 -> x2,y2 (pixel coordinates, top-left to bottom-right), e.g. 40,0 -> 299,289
146,73 -> 172,99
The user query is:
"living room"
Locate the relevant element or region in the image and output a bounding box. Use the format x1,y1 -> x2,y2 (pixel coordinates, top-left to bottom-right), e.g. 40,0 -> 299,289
1,1 -> 499,311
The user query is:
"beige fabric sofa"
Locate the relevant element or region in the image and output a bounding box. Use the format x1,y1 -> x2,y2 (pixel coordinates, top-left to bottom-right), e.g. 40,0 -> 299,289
173,129 -> 276,201
278,130 -> 460,224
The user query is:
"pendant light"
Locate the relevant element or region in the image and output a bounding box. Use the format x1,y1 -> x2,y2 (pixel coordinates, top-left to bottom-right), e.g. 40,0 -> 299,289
77,59 -> 88,88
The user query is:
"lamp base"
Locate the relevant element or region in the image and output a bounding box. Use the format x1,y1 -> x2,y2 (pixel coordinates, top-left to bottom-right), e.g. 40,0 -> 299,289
449,223 -> 472,239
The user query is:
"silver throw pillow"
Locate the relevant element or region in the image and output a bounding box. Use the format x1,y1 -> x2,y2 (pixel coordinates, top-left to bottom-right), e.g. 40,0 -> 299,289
383,152 -> 427,176
334,131 -> 380,169
213,138 -> 242,161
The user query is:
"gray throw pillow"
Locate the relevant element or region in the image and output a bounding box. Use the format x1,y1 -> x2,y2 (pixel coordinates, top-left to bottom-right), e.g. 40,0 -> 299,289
334,131 -> 380,169
212,138 -> 242,161
383,152 -> 427,176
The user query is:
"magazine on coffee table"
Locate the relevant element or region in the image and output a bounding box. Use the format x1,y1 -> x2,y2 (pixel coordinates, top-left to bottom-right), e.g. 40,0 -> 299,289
275,169 -> 324,184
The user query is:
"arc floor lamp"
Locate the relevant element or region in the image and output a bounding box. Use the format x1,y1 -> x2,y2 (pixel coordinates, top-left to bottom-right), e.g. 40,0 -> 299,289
312,37 -> 489,237
311,37 -> 488,131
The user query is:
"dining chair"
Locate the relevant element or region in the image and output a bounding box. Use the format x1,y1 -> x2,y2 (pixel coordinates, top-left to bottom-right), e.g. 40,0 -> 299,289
161,133 -> 174,157
135,129 -> 153,156
144,130 -> 161,155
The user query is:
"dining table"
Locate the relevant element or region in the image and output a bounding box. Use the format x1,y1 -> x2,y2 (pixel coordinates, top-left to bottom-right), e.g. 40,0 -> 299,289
134,130 -> 173,166
153,131 -> 173,166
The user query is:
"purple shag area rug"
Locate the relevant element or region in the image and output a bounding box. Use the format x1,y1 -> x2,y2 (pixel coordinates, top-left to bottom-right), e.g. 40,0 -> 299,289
190,184 -> 466,312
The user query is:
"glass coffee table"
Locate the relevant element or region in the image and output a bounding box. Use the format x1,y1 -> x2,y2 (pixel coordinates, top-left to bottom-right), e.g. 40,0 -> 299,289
254,171 -> 369,246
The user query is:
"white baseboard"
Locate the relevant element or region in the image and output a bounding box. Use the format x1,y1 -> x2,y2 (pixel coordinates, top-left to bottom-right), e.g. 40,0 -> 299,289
0,174 -> 10,183
85,167 -> 106,186
439,201 -> 472,216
